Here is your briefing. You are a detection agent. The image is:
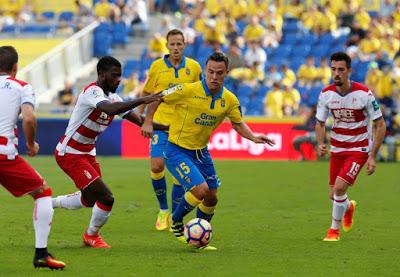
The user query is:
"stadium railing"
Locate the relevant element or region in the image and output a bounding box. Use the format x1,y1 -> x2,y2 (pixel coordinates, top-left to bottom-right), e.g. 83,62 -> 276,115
17,21 -> 100,106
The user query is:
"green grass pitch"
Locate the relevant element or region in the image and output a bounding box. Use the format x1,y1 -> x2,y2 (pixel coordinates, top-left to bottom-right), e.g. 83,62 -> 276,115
1,157 -> 399,276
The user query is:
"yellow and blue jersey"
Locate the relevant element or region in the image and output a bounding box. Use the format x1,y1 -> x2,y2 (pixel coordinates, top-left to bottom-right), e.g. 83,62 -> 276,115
161,80 -> 243,150
143,55 -> 202,126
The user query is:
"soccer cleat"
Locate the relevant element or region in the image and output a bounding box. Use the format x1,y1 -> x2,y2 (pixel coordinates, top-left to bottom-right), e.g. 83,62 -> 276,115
155,210 -> 171,231
343,200 -> 357,232
33,253 -> 66,270
197,245 -> 217,251
83,232 -> 111,248
171,222 -> 187,243
323,228 -> 340,241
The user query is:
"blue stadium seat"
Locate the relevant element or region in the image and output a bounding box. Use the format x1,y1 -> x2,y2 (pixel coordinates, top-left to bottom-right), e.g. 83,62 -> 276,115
312,44 -> 329,59
112,22 -> 129,45
123,60 -> 140,78
1,25 -> 16,33
282,20 -> 299,33
59,11 -> 74,22
237,84 -> 254,98
272,45 -> 292,58
289,58 -> 305,72
236,19 -> 247,35
291,45 -> 311,58
42,11 -> 55,21
298,32 -> 318,46
318,33 -> 334,46
282,33 -> 298,45
20,24 -> 52,33
256,85 -> 270,100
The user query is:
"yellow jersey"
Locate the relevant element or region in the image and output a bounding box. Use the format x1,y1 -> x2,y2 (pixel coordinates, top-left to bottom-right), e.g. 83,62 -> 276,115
143,55 -> 202,125
161,80 -> 243,150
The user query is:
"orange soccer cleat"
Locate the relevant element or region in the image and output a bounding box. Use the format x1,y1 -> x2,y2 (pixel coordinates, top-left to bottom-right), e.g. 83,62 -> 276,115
83,232 -> 111,248
33,253 -> 66,270
343,200 -> 357,232
323,228 -> 340,242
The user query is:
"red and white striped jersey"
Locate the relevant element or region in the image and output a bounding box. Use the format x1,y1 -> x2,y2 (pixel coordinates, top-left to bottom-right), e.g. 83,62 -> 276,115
56,82 -> 127,156
0,75 -> 35,159
316,81 -> 382,154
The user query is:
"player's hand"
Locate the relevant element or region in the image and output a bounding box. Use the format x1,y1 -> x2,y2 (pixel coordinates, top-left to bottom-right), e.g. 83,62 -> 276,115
26,142 -> 39,157
143,94 -> 162,104
365,156 -> 376,175
317,144 -> 327,157
253,135 -> 275,146
141,121 -> 154,138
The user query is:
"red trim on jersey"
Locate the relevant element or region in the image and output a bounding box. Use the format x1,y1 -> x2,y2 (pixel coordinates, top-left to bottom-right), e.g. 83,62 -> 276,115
66,138 -> 95,152
33,187 -> 53,200
322,84 -> 336,93
7,77 -> 28,87
332,126 -> 368,136
76,125 -> 100,139
0,136 -> 7,145
96,201 -> 113,211
14,127 -> 18,138
351,82 -> 369,93
331,108 -> 366,122
83,82 -> 97,93
330,138 -> 369,148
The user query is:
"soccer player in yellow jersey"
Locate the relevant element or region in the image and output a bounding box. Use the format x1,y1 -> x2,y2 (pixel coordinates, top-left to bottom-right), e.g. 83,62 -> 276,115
141,52 -> 274,250
141,29 -> 202,231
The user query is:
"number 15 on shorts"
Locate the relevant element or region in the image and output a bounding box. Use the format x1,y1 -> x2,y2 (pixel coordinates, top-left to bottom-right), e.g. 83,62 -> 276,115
176,162 -> 190,179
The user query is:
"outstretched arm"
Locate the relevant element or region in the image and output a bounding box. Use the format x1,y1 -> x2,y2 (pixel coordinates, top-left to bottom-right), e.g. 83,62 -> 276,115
123,111 -> 168,131
97,94 -> 161,116
366,117 -> 386,175
232,122 -> 275,145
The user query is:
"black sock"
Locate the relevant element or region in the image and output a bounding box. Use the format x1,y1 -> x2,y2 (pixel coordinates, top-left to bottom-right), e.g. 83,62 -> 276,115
35,248 -> 48,259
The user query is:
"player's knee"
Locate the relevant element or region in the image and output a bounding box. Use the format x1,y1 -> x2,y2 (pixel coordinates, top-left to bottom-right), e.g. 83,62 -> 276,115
98,192 -> 114,207
151,163 -> 165,173
192,183 -> 209,200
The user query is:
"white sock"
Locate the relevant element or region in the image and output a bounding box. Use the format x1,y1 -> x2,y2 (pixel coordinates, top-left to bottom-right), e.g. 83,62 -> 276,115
52,191 -> 85,209
87,202 -> 112,236
331,194 -> 350,230
33,196 -> 54,248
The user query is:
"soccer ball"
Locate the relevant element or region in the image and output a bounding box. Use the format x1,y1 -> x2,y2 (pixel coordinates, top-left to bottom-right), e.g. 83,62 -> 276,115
184,218 -> 212,247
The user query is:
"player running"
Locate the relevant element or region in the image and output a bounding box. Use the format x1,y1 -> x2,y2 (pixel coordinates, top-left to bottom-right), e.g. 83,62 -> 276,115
141,52 -> 275,250
315,52 -> 386,241
0,46 -> 65,270
52,56 -> 164,248
139,29 -> 202,231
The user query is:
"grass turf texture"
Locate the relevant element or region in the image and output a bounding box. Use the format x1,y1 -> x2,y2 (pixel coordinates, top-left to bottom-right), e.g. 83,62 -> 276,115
1,157 -> 399,276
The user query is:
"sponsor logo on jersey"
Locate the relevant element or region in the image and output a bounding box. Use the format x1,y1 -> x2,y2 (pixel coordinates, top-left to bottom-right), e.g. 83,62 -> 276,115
1,82 -> 11,89
332,109 -> 356,122
194,113 -> 217,127
372,100 -> 380,111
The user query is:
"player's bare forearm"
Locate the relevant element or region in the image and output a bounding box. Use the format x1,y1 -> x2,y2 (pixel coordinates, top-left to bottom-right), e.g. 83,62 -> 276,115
97,95 -> 161,116
232,122 -> 274,145
124,112 -> 168,131
315,120 -> 327,157
21,104 -> 37,146
141,101 -> 161,138
370,117 -> 386,159
315,120 -> 326,145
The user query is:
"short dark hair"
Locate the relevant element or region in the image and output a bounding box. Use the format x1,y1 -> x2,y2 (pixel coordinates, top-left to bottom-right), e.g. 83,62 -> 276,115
330,51 -> 351,68
206,52 -> 229,69
166,29 -> 185,42
0,46 -> 18,72
97,56 -> 121,74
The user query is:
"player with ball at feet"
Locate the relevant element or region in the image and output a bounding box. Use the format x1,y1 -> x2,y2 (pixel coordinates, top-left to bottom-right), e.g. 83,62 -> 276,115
141,52 -> 275,250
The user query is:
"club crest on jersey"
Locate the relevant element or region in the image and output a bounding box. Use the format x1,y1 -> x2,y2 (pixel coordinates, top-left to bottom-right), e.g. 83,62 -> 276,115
186,68 -> 190,75
100,112 -> 109,119
221,98 -> 225,107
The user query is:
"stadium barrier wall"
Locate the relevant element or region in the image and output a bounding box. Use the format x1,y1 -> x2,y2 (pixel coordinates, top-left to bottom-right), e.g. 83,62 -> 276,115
17,118 -> 305,160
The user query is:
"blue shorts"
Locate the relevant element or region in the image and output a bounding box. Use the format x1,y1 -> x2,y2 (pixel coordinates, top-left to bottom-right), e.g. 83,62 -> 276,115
164,142 -> 221,191
150,130 -> 169,158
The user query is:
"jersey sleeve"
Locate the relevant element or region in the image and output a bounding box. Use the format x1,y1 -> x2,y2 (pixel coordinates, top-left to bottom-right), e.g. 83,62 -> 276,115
315,92 -> 329,122
227,95 -> 243,124
366,91 -> 383,120
142,63 -> 157,95
194,63 -> 202,81
82,86 -> 110,108
20,84 -> 35,107
161,84 -> 191,104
